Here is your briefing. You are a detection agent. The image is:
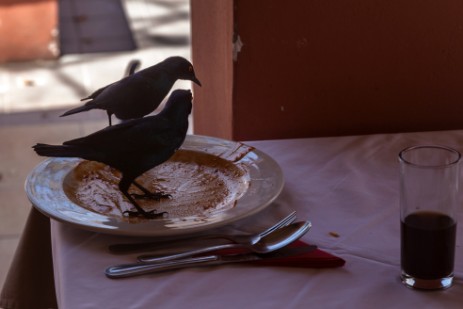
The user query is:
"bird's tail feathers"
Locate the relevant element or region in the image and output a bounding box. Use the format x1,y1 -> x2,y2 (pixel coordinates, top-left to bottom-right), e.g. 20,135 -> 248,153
33,143 -> 90,158
60,102 -> 96,117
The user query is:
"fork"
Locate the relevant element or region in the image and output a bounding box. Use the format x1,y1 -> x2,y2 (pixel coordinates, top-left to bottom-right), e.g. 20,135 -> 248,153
108,211 -> 297,254
218,210 -> 297,245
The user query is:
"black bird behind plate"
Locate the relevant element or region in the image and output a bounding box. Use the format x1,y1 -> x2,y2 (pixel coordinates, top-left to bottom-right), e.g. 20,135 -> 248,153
34,89 -> 193,218
60,56 -> 200,126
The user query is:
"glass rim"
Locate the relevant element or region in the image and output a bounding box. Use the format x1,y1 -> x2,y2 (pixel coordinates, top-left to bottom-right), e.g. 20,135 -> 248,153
399,145 -> 461,168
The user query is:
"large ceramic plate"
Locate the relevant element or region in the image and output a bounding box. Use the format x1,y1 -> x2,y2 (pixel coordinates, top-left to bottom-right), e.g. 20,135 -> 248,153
25,135 -> 284,237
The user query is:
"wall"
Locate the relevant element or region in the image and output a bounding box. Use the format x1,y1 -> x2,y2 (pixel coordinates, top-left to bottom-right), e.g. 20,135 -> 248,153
190,0 -> 233,139
192,0 -> 463,140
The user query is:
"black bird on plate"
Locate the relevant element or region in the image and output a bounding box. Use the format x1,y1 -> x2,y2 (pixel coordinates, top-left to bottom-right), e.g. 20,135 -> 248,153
60,56 -> 201,126
34,89 -> 193,218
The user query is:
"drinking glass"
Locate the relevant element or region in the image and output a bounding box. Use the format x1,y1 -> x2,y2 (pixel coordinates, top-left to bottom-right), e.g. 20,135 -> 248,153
399,145 -> 460,290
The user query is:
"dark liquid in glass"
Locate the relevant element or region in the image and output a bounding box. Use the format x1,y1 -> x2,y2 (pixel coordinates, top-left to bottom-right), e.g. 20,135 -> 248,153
401,211 -> 456,279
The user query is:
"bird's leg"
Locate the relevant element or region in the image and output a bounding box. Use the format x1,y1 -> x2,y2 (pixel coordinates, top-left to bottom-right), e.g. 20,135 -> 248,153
119,179 -> 165,219
131,180 -> 172,200
122,191 -> 166,219
107,111 -> 112,126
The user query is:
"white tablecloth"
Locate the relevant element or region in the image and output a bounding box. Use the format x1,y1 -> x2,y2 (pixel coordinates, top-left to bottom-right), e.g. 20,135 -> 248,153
51,130 -> 463,308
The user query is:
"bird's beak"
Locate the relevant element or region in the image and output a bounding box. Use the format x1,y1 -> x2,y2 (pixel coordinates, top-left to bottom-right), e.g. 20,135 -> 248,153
192,76 -> 202,87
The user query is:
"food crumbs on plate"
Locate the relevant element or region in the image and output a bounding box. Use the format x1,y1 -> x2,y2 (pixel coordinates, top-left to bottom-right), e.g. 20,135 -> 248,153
329,231 -> 340,238
63,149 -> 250,220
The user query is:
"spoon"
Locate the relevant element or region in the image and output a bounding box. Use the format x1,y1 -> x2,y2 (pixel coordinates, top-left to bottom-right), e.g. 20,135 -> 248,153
138,220 -> 312,263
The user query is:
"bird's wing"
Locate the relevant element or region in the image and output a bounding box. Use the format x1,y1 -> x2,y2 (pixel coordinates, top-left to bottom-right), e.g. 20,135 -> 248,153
64,119 -> 136,145
81,62 -> 168,102
63,116 -> 174,152
80,73 -> 143,102
81,82 -> 116,101
86,75 -> 157,108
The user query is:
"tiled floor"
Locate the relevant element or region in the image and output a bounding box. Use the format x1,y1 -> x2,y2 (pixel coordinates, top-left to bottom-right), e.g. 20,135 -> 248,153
0,0 -> 190,290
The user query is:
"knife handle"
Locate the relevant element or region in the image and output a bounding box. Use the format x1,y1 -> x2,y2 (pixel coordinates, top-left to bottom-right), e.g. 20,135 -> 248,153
105,255 -> 219,279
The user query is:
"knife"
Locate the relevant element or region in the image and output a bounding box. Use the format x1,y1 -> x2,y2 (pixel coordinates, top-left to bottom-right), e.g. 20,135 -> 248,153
105,246 -> 316,279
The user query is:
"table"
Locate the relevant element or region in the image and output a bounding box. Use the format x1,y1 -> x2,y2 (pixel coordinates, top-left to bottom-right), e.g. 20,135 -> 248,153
4,130 -> 463,308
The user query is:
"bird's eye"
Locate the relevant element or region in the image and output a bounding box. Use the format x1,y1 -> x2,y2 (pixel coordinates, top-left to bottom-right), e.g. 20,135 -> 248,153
188,66 -> 193,72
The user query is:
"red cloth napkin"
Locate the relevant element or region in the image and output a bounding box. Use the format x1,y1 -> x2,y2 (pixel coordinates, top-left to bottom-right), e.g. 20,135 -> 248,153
212,240 -> 345,268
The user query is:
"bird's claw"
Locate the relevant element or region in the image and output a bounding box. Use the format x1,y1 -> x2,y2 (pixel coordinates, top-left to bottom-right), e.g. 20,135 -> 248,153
123,209 -> 167,219
131,192 -> 172,200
